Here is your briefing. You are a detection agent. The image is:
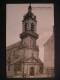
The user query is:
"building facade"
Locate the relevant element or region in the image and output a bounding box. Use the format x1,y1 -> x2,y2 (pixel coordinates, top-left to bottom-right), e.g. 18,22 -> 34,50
44,34 -> 55,77
6,4 -> 43,78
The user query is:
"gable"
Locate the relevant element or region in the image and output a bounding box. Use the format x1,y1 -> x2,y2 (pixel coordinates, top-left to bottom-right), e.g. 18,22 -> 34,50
25,57 -> 37,63
24,56 -> 43,65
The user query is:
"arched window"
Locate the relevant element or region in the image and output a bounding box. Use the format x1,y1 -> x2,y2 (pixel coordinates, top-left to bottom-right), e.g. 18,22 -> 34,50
31,23 -> 34,31
25,23 -> 27,31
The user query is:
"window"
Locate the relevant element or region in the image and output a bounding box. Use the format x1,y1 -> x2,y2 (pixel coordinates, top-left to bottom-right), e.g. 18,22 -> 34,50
8,56 -> 11,71
30,67 -> 34,76
39,66 -> 43,73
8,64 -> 10,71
13,50 -> 19,60
14,62 -> 22,74
25,23 -> 27,31
31,23 -> 34,31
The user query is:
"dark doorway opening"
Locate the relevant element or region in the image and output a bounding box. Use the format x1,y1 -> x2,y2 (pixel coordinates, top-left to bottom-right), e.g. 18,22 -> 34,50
30,67 -> 34,76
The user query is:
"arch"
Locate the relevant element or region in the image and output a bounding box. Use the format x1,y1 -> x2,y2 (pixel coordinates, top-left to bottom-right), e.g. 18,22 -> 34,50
25,23 -> 27,31
31,23 -> 34,31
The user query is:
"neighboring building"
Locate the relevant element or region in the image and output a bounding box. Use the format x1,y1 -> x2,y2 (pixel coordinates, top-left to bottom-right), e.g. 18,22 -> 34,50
44,34 -> 55,77
6,4 -> 43,78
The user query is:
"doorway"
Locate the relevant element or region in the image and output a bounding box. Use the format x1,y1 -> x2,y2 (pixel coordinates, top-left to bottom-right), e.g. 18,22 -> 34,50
30,67 -> 34,76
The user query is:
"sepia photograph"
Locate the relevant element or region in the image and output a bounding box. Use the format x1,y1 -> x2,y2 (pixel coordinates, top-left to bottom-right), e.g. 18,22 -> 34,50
6,3 -> 54,78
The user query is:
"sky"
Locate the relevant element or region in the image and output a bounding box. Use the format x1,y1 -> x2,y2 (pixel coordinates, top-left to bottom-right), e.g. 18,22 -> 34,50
6,4 -> 54,62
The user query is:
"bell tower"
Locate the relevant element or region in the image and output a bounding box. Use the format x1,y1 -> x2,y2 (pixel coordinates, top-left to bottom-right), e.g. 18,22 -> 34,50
20,4 -> 39,58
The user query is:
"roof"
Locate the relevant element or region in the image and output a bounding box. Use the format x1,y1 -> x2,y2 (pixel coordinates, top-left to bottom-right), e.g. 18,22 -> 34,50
6,40 -> 39,51
11,56 -> 43,66
24,56 -> 43,65
44,34 -> 54,46
6,41 -> 21,50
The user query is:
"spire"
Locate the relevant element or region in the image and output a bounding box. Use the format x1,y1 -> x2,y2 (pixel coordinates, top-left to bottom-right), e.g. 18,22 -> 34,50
22,3 -> 37,22
28,3 -> 32,12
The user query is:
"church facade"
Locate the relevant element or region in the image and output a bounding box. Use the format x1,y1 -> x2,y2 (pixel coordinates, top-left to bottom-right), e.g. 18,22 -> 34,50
6,4 -> 43,78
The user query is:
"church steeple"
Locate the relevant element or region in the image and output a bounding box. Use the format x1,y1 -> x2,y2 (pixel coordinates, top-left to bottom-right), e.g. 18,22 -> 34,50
23,4 -> 36,21
28,3 -> 32,12
20,4 -> 38,40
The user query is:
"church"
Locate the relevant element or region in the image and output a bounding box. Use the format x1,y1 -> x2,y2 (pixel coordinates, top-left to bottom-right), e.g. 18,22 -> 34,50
6,4 -> 44,78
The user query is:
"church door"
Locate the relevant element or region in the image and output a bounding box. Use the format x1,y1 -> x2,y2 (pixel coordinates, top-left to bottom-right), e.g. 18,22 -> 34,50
30,67 -> 34,76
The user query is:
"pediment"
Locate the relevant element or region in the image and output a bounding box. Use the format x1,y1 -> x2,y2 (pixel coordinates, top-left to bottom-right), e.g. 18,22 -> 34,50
11,56 -> 43,66
24,57 -> 40,63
